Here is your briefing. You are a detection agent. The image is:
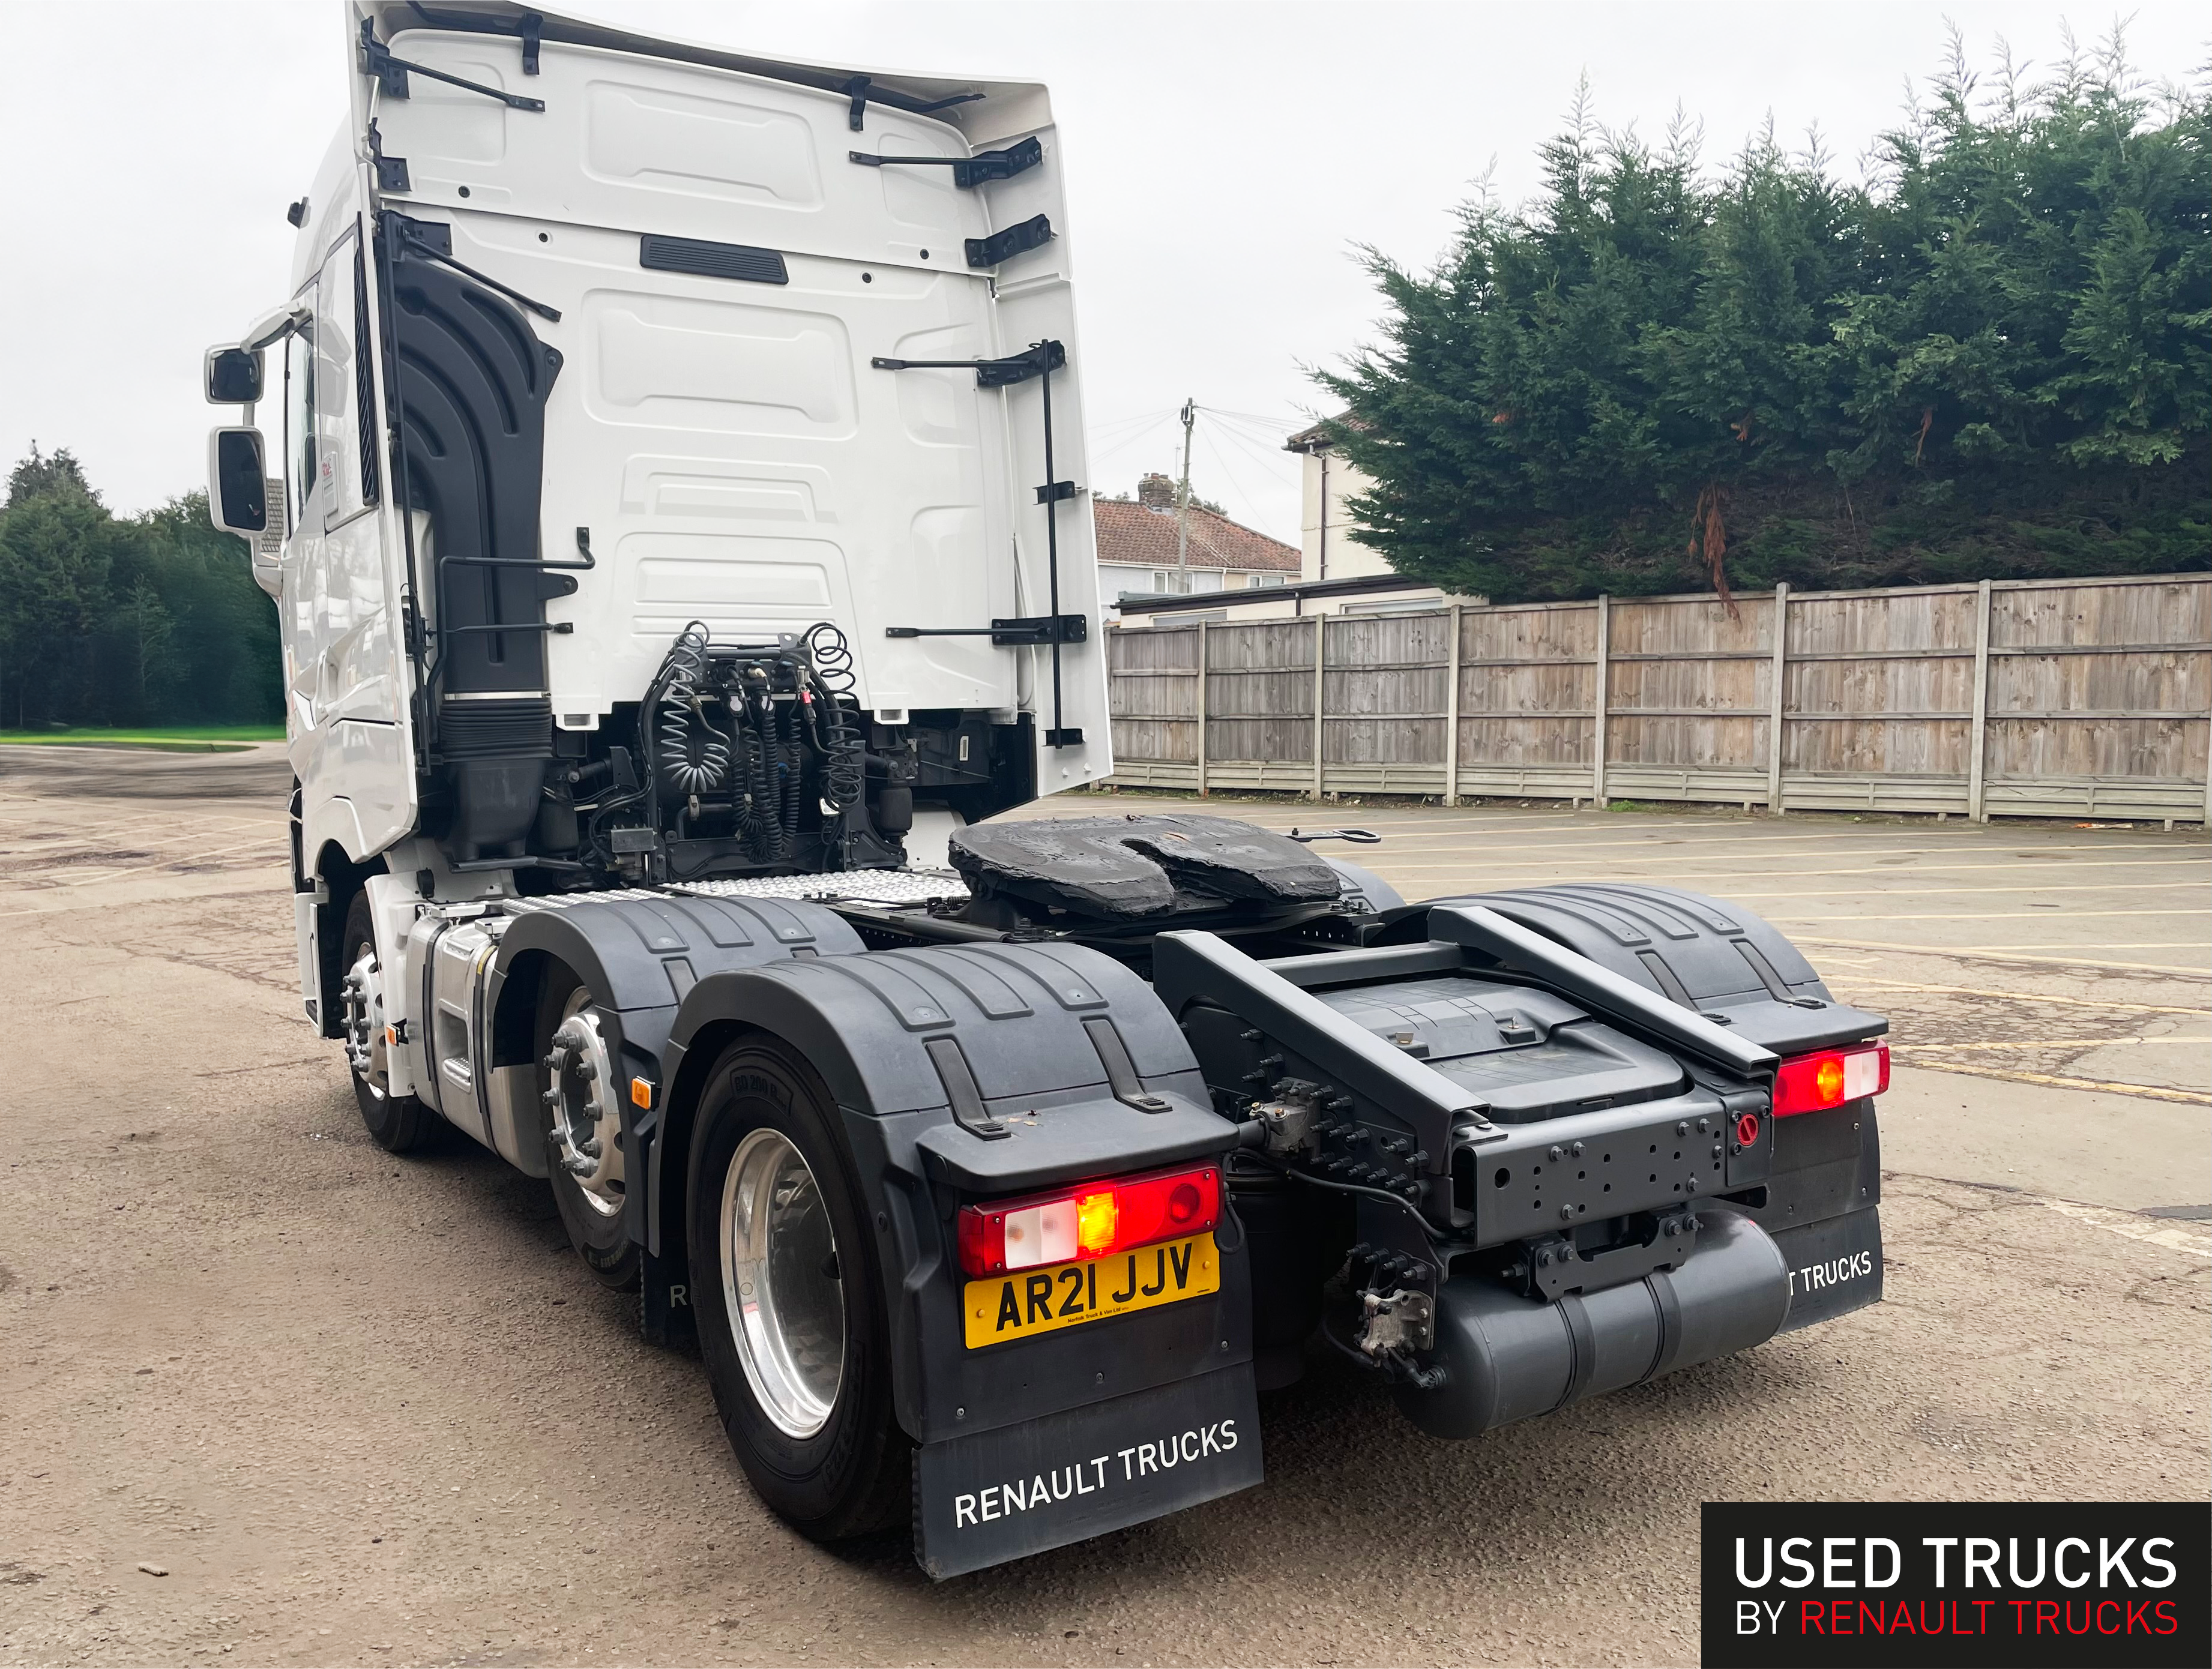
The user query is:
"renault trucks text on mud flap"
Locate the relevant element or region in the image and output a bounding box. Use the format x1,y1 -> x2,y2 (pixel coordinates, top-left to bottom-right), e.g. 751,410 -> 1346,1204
204,2 -> 1888,1577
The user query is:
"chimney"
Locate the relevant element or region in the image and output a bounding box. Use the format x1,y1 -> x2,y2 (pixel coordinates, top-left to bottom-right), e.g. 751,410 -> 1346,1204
1137,472 -> 1176,510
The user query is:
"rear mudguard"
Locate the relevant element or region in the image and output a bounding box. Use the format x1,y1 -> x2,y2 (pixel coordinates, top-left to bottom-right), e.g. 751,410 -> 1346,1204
481,891 -> 863,1273
1383,883 -> 1888,1308
659,941 -> 1264,1572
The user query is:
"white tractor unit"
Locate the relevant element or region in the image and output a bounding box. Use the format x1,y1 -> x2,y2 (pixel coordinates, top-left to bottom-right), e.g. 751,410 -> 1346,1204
206,3 -> 1890,1577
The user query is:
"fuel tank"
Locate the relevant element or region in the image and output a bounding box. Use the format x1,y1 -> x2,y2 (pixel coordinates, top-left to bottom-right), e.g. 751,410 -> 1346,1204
1396,1206 -> 1791,1439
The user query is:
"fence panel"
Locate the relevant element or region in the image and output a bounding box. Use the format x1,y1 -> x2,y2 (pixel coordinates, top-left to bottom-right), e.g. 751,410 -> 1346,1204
1106,621 -> 1199,767
1101,572 -> 2210,823
1324,612 -> 1450,765
1205,619 -> 1319,767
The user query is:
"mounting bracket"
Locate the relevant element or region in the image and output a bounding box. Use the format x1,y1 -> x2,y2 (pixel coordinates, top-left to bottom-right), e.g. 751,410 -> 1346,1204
966,214 -> 1054,269
849,135 -> 1042,190
360,19 -> 545,110
885,614 -> 1087,648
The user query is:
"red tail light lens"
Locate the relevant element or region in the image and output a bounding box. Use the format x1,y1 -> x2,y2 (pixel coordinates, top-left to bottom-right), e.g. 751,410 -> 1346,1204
956,1164 -> 1223,1277
1773,1041 -> 1889,1116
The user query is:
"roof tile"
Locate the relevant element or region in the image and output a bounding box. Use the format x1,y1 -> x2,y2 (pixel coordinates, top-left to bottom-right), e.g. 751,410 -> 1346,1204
1091,499 -> 1300,573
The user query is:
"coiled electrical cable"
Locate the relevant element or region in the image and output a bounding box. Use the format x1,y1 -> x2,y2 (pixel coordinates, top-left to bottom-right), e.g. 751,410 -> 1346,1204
800,621 -> 864,811
652,621 -> 731,797
774,687 -> 803,853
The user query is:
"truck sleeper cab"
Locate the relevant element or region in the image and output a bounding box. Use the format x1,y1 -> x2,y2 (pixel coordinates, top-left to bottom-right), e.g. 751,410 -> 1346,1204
205,3 -> 1887,1579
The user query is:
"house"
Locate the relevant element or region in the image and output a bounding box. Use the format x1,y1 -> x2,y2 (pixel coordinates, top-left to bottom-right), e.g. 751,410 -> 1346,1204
1112,424 -> 1477,624
1094,474 -> 1301,610
1279,416 -> 1469,614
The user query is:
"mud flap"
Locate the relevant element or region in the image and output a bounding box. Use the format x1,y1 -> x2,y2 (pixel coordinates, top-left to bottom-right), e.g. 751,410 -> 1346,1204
914,1363 -> 1263,1578
1770,1206 -> 1882,1331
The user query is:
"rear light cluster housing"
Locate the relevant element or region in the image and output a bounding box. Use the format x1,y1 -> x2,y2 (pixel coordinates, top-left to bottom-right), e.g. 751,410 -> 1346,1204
956,1163 -> 1222,1278
1772,1041 -> 1888,1117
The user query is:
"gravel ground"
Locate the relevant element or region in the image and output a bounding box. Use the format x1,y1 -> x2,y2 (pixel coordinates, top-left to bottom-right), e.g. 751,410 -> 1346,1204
1,747 -> 2204,1667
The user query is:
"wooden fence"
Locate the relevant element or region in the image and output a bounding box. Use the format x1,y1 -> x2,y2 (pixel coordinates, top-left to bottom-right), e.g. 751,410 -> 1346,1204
1103,573 -> 2211,825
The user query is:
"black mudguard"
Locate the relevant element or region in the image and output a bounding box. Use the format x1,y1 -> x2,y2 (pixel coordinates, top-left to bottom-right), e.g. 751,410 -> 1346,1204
660,940 -> 1264,1575
1389,883 -> 1888,1326
483,890 -> 864,1326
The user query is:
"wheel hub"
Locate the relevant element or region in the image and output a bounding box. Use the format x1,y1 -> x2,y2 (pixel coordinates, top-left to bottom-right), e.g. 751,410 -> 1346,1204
721,1128 -> 846,1438
544,1005 -> 624,1216
340,950 -> 389,1094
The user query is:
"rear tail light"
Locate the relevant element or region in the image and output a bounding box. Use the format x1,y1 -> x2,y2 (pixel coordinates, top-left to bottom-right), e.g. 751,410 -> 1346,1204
1773,1041 -> 1888,1117
956,1163 -> 1223,1278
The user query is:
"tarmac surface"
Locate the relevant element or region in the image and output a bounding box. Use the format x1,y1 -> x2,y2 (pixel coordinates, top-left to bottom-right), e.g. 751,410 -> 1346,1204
1,744 -> 2205,1668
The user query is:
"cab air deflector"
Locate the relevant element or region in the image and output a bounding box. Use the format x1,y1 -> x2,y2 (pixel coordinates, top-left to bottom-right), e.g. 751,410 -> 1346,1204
870,340 -> 1085,747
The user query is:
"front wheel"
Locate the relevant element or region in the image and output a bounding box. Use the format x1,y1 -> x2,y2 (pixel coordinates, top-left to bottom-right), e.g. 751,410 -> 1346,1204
687,1038 -> 909,1539
340,891 -> 433,1154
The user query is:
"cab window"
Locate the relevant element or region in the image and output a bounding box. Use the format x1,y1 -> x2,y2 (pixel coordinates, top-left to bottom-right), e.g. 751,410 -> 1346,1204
313,226 -> 373,526
284,290 -> 316,532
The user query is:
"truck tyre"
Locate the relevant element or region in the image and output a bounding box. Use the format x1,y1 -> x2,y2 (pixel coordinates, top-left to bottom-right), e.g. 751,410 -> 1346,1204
687,1038 -> 910,1540
340,892 -> 432,1154
535,969 -> 641,1292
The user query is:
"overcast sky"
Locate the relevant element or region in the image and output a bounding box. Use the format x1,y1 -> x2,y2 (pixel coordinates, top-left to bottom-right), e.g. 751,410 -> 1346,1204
0,2 -> 2201,546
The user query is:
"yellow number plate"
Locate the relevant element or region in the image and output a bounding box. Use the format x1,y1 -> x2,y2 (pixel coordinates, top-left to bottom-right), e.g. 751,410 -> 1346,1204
962,1233 -> 1220,1350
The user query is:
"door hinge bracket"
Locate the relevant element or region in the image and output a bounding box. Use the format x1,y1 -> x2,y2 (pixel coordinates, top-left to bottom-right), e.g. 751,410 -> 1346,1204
367,119 -> 409,193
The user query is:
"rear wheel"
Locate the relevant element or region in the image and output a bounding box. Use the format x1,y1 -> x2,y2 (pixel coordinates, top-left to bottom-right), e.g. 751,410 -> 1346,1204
537,970 -> 642,1291
687,1038 -> 909,1539
340,891 -> 433,1154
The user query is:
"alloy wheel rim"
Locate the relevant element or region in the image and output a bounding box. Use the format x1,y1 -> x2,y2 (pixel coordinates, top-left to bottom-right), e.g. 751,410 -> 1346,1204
721,1127 -> 846,1438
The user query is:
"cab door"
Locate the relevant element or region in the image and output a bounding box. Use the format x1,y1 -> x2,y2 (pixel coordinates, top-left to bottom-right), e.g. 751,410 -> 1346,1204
286,220 -> 416,857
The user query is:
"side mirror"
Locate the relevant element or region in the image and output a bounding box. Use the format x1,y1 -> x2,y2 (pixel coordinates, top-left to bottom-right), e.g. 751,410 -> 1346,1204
208,427 -> 269,535
205,346 -> 265,404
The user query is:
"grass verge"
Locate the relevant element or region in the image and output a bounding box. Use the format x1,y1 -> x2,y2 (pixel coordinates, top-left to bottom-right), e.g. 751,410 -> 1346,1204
0,726 -> 282,753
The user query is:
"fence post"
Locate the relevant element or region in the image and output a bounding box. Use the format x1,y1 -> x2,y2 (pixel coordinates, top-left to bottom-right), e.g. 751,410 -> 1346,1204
1969,579 -> 1993,822
1591,595 -> 1611,808
1193,621 -> 1209,798
1767,582 -> 1789,816
1310,613 -> 1327,801
1442,603 -> 1463,807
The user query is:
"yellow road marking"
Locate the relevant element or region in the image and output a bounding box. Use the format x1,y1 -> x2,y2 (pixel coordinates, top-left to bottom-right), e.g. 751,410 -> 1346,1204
1769,909 -> 2209,921
1906,1061 -> 2212,1105
1794,937 -> 2211,976
1893,1038 -> 2209,1050
1838,978 -> 2211,1015
1351,834 -> 2208,862
2042,1197 -> 2212,1256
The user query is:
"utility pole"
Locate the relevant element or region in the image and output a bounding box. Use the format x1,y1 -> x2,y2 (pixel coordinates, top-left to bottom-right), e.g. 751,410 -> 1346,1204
1174,397 -> 1195,592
